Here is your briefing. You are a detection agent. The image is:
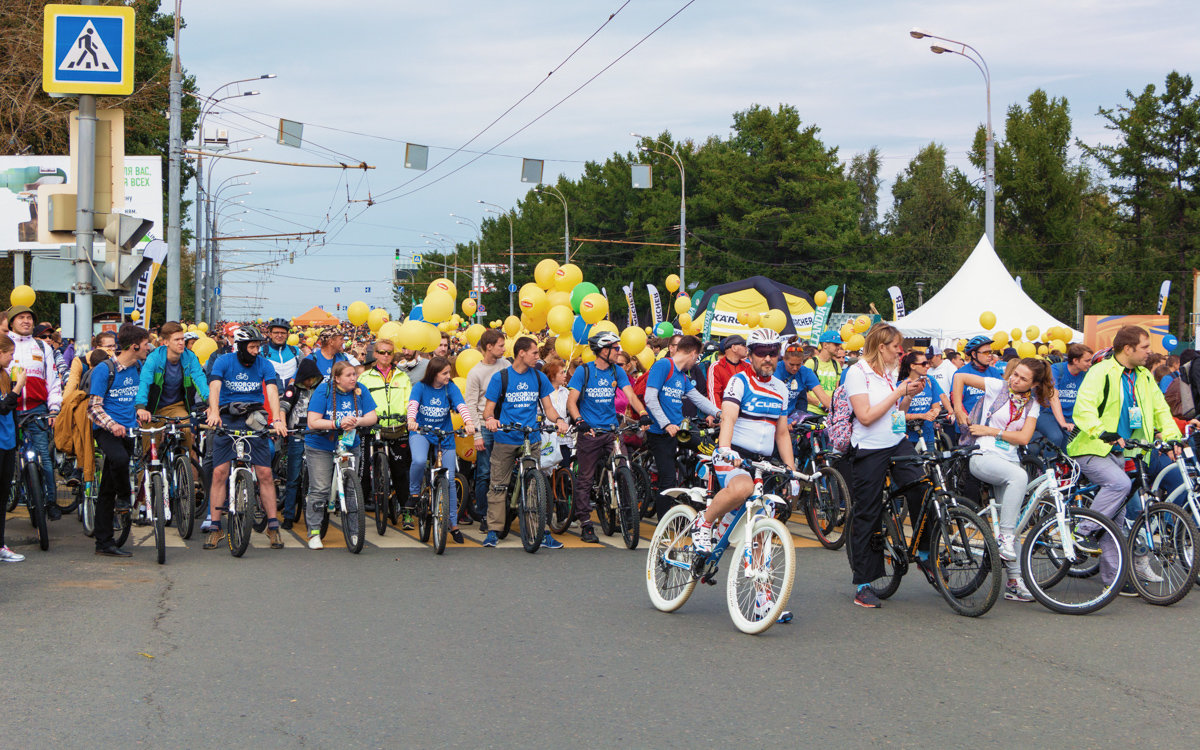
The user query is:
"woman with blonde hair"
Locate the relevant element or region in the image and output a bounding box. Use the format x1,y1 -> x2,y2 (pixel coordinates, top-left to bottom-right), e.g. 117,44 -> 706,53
844,324 -> 925,608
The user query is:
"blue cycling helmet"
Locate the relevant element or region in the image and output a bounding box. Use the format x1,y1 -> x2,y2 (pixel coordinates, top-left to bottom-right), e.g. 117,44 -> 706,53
818,330 -> 842,345
964,335 -> 993,354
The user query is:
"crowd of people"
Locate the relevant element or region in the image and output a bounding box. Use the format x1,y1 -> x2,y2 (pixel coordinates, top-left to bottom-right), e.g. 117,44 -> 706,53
2,303 -> 1196,612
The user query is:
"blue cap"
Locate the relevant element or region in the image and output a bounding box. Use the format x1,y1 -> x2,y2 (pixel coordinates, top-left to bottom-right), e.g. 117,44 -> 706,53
818,331 -> 842,344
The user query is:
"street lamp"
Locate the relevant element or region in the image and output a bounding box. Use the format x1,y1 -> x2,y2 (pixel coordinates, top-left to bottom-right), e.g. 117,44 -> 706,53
535,185 -> 569,263
910,28 -> 994,249
453,216 -> 481,300
193,74 -> 274,319
479,201 -> 515,316
632,132 -> 687,293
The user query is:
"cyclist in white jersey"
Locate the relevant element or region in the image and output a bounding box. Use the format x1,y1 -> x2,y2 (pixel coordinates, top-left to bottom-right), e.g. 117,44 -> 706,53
692,328 -> 796,552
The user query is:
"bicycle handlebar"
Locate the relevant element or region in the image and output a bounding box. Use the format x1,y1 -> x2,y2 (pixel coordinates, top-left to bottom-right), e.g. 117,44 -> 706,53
411,426 -> 468,439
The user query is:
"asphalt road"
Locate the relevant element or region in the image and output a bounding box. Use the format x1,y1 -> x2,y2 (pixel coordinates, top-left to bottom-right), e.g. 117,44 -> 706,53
4,512 -> 1200,749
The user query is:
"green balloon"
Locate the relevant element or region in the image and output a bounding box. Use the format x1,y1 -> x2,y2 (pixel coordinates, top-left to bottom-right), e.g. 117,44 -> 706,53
569,282 -> 600,313
655,322 -> 675,337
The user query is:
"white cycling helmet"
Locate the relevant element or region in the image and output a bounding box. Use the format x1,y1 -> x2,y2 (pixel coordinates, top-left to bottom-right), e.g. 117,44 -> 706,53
588,330 -> 621,354
746,327 -> 786,349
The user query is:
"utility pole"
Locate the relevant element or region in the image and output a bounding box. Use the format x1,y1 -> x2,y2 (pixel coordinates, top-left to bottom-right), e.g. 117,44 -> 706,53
166,6 -> 182,321
72,0 -> 100,349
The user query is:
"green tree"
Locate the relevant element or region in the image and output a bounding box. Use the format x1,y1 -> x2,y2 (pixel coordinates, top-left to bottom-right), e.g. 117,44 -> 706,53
846,147 -> 883,236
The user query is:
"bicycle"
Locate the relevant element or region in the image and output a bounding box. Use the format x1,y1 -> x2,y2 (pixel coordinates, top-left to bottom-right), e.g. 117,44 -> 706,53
364,425 -> 408,536
13,413 -> 54,550
304,428 -> 367,554
844,448 -> 1002,617
202,424 -> 275,557
646,456 -> 796,635
128,423 -> 171,564
146,415 -> 197,541
492,423 -> 552,553
583,422 -> 642,549
410,426 -> 464,555
787,414 -> 851,549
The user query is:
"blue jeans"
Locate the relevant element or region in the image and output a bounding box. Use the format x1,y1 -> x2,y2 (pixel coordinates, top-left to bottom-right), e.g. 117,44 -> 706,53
409,432 -> 458,522
17,404 -> 54,503
282,434 -> 306,520
1035,411 -> 1068,450
473,427 -> 494,518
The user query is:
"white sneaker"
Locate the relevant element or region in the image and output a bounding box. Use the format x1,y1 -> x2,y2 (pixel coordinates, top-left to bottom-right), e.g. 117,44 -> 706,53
0,546 -> 25,563
1134,555 -> 1163,583
997,532 -> 1017,562
307,532 -> 323,550
1005,577 -> 1033,602
753,588 -> 774,621
691,516 -> 713,553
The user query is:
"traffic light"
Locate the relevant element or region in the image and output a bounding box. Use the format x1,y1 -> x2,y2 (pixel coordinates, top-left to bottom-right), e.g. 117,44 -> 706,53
100,213 -> 154,291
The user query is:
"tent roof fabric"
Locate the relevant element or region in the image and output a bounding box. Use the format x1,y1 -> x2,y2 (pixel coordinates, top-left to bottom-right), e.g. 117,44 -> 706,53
893,235 -> 1083,342
293,306 -> 339,326
692,275 -> 815,338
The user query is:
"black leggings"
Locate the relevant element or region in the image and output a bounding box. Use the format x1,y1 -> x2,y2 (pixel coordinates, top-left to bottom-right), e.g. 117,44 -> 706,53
847,439 -> 926,586
0,448 -> 14,546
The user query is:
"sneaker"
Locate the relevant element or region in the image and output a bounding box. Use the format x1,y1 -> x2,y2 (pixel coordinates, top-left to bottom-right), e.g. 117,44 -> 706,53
0,546 -> 25,563
46,503 -> 62,521
1118,582 -> 1139,597
266,528 -> 284,549
479,519 -> 489,533
542,533 -> 564,550
203,529 -> 224,550
402,513 -> 415,531
854,586 -> 882,608
482,531 -> 498,548
580,526 -> 599,544
450,528 -> 464,544
997,533 -> 1017,562
690,516 -> 713,553
307,531 -> 324,550
281,517 -> 294,531
1004,577 -> 1034,602
1134,555 -> 1164,583
753,589 -> 774,621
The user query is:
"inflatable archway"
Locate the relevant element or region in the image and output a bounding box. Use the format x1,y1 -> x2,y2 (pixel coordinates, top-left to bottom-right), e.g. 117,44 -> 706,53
692,276 -> 816,339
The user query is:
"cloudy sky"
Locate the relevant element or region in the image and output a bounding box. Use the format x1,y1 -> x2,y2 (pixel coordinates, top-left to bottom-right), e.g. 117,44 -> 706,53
182,0 -> 1197,320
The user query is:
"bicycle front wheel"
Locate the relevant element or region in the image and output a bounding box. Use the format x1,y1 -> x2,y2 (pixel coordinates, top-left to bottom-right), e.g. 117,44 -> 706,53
373,449 -> 390,536
150,472 -> 167,564
805,465 -> 851,550
25,462 -> 48,551
342,468 -> 365,554
645,504 -> 698,612
171,454 -> 195,540
228,472 -> 254,557
1127,501 -> 1198,606
1021,507 -> 1126,615
596,471 -> 615,537
726,517 -> 796,634
929,505 -> 1001,617
518,466 -> 548,553
632,462 -> 655,519
81,478 -> 97,538
548,467 -> 573,534
615,465 -> 640,550
432,475 -> 450,555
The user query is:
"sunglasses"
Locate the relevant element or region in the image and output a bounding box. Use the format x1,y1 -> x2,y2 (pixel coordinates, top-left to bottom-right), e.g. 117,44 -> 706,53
749,345 -> 781,358
375,349 -> 394,356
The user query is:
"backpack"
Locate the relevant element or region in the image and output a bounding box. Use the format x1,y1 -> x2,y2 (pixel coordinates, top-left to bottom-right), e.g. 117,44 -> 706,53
633,359 -> 675,400
825,385 -> 854,452
1167,362 -> 1195,420
79,357 -> 118,396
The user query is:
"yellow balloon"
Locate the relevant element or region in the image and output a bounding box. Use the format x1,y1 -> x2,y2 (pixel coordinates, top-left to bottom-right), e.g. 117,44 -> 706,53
993,330 -> 1009,348
592,320 -> 618,337
534,259 -> 560,290
347,300 -> 369,326
378,320 -> 403,345
746,311 -> 760,328
979,311 -> 997,331
423,290 -> 455,324
503,315 -> 521,337
1009,328 -> 1022,342
645,326 -> 653,335
1050,339 -> 1067,354
547,305 -> 574,336
130,310 -> 141,322
665,274 -> 680,294
736,311 -> 750,325
456,348 -> 482,378
620,326 -> 647,355
1016,341 -> 1036,359
1037,344 -> 1048,356
465,323 -> 485,346
192,336 -> 217,365
462,298 -> 477,317
957,338 -> 968,352
186,324 -> 196,332
427,278 -> 456,299
421,322 -> 442,353
554,335 -> 575,360
580,293 -> 608,325
9,285 -> 34,307
504,336 -> 515,357
677,312 -> 693,330
1026,325 -> 1040,342
287,333 -> 300,346
367,307 -> 390,333
813,290 -> 828,307
853,315 -> 871,334
839,323 -> 855,342
518,284 -> 549,320
581,348 -> 596,363
553,263 -> 583,292
673,295 -> 691,316
546,290 -> 571,309
760,309 -> 787,333
439,321 -> 455,333
846,333 -> 865,352
636,347 -> 655,371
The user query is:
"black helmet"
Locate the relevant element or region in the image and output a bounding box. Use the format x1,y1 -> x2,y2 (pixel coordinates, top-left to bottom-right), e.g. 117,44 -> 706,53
266,317 -> 290,331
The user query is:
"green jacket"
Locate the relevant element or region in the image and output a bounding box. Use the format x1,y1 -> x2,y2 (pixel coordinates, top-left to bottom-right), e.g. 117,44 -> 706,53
358,365 -> 412,429
1067,357 -> 1180,459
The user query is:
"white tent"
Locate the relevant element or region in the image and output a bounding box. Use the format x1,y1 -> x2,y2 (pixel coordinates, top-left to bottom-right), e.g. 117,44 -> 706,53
893,235 -> 1082,342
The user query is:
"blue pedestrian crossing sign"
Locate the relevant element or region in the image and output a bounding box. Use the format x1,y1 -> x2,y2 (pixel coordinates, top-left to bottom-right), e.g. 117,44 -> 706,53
43,4 -> 135,95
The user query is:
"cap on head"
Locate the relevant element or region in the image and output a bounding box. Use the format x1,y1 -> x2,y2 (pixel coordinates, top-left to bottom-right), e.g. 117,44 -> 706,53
7,305 -> 33,322
721,334 -> 747,353
818,330 -> 842,345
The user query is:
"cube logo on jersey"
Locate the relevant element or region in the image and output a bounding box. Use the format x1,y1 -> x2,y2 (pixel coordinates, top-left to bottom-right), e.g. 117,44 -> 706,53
741,391 -> 786,419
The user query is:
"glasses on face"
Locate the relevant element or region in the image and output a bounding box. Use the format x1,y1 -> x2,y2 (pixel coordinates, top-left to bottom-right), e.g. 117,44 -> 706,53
375,349 -> 394,357
913,361 -> 928,368
750,345 -> 781,358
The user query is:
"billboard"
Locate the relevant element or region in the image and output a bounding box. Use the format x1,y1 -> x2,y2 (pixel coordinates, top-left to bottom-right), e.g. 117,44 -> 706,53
0,154 -> 162,254
1084,315 -> 1173,355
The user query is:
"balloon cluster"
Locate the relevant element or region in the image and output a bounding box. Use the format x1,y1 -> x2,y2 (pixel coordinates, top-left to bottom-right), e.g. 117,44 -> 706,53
976,311 -> 1073,357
